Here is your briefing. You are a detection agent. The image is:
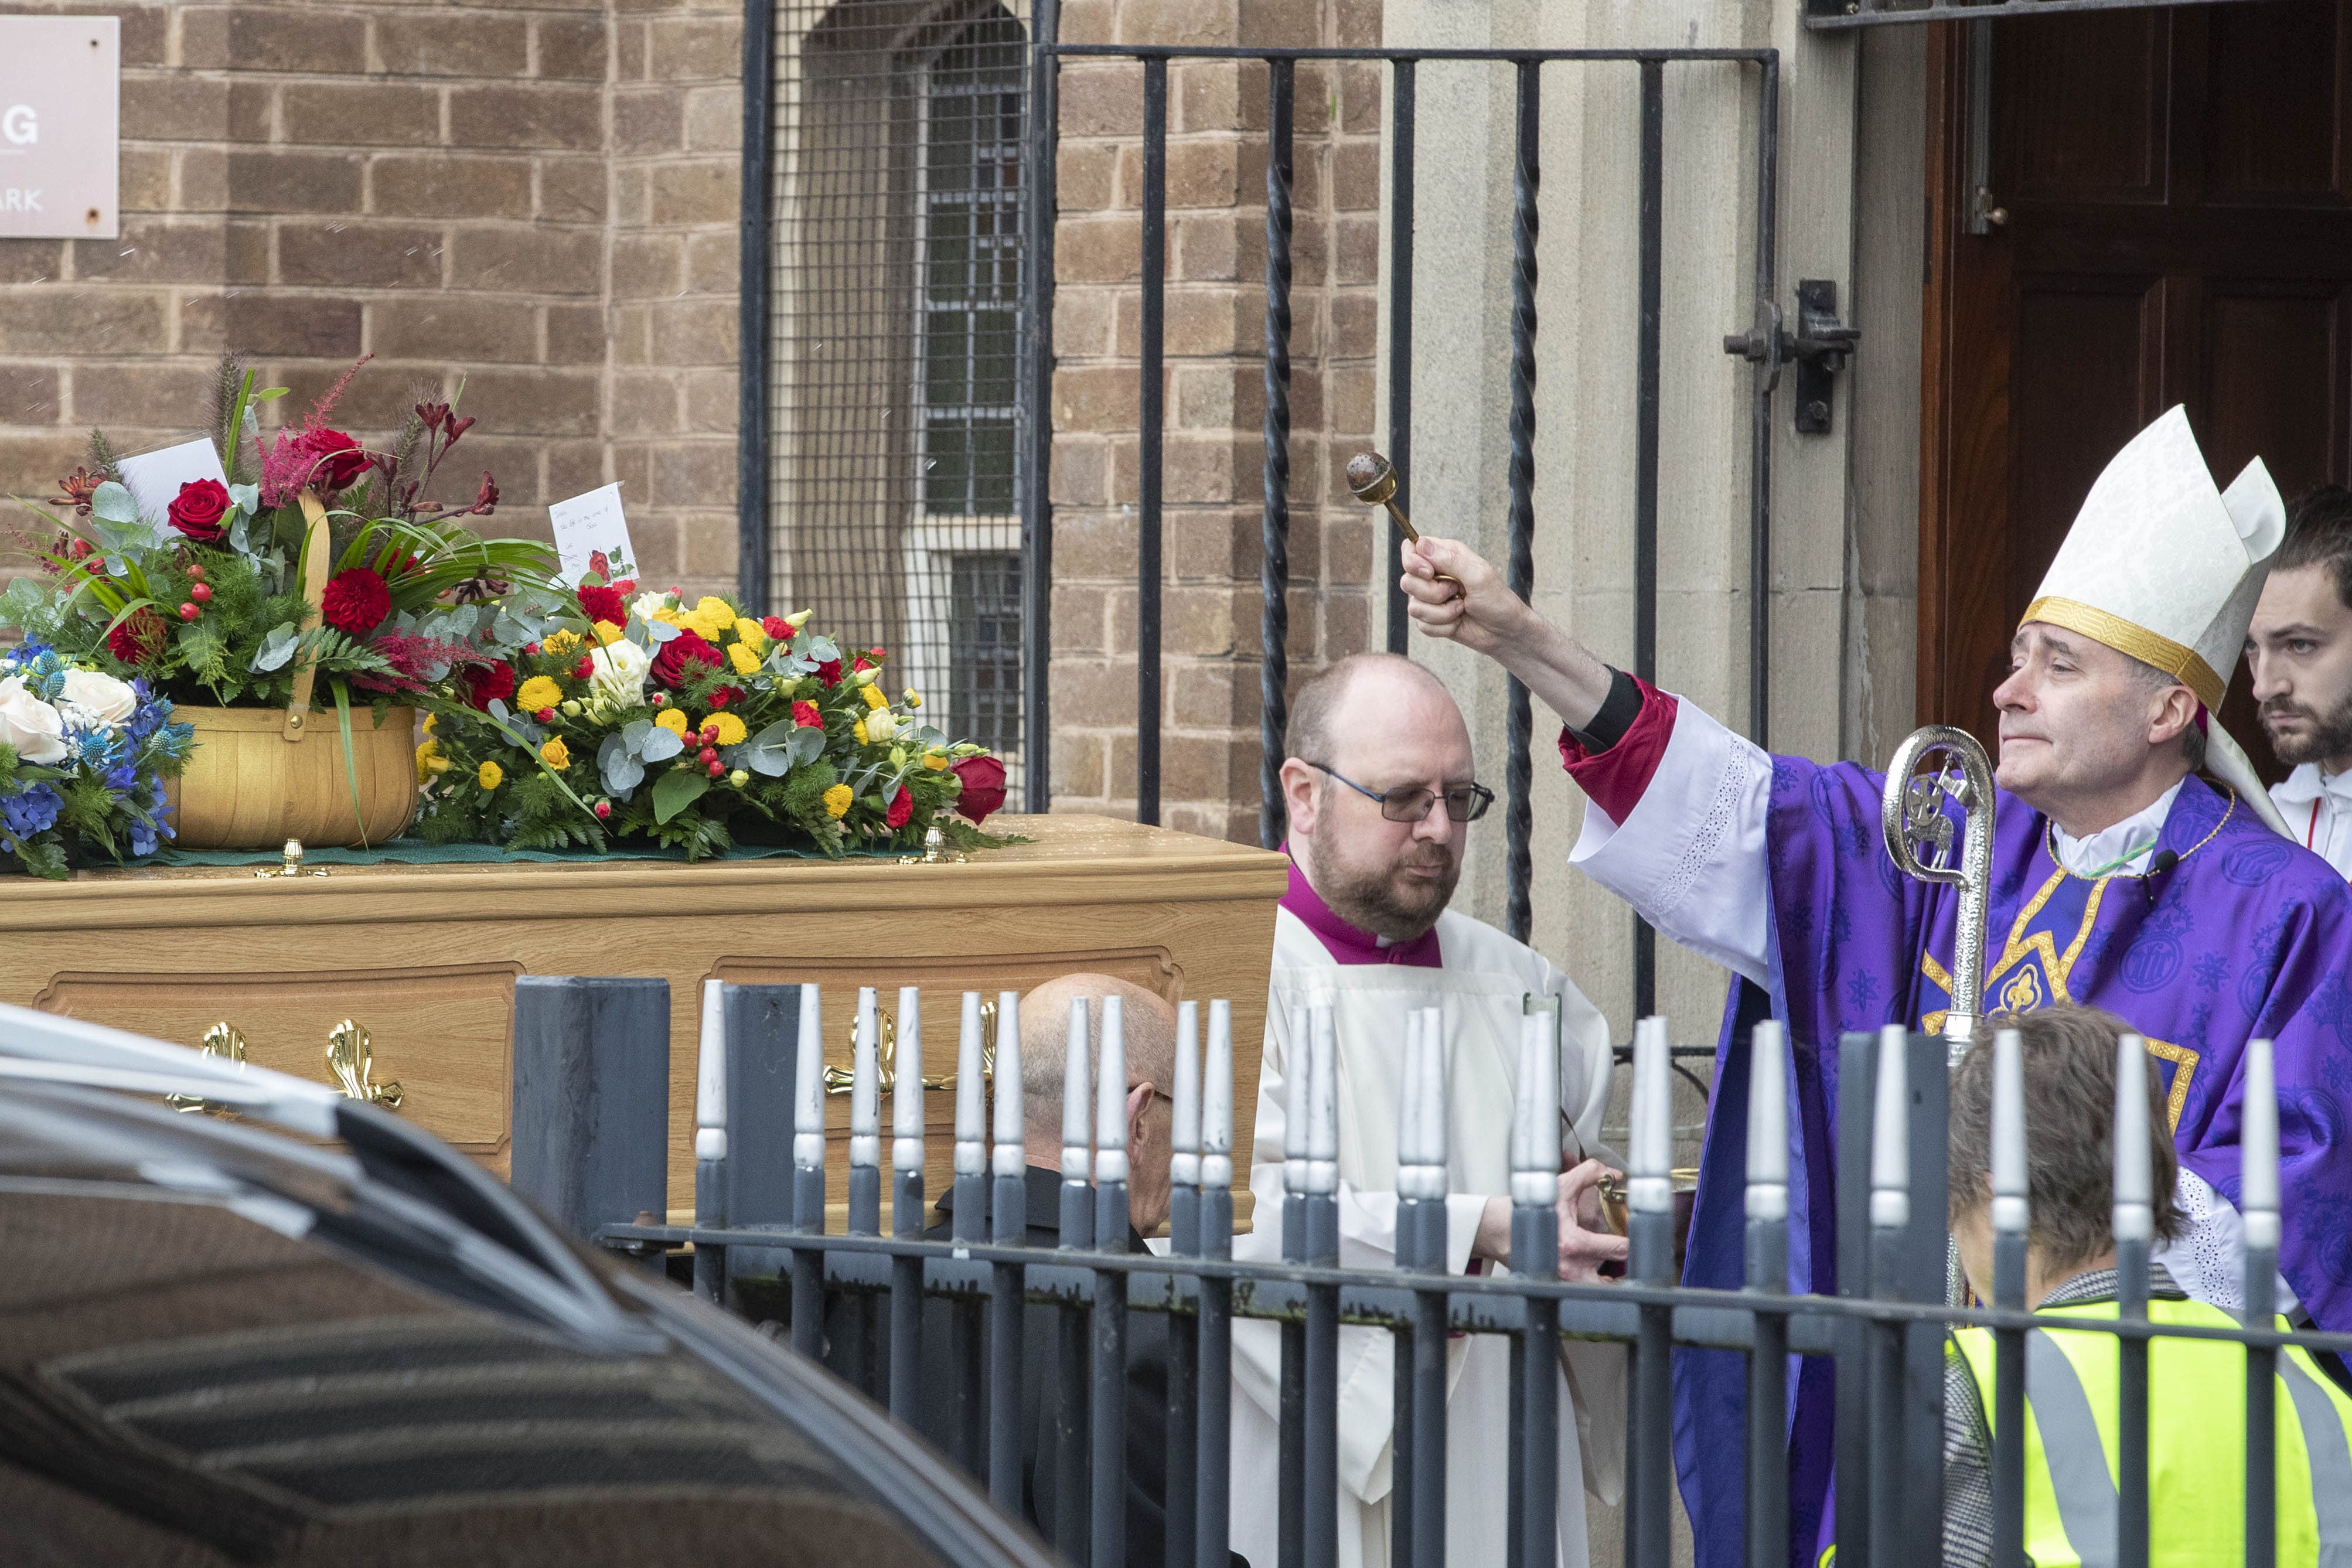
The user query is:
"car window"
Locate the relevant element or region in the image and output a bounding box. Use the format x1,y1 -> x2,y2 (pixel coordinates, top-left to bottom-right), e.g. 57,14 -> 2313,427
0,1181 -> 954,1568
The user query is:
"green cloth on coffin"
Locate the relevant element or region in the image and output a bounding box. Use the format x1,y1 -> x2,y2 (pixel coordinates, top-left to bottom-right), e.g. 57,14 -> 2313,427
158,837 -> 901,867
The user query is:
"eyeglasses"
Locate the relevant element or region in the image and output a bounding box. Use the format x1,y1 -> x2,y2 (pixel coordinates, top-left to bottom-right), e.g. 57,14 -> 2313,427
1305,762 -> 1495,824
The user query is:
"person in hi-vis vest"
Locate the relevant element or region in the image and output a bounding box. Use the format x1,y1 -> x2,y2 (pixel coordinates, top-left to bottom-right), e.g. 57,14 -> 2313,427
1941,1005 -> 2352,1568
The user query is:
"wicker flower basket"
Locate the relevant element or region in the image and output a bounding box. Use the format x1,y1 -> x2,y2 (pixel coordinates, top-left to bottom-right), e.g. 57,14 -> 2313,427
159,490 -> 417,851
163,704 -> 418,850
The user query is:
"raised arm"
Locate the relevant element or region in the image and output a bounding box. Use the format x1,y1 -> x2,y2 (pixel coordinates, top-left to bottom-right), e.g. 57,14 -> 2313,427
1400,536 -> 1615,731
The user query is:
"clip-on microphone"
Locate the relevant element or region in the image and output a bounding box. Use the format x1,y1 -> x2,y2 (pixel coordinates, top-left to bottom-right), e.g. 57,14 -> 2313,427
2143,848 -> 2180,908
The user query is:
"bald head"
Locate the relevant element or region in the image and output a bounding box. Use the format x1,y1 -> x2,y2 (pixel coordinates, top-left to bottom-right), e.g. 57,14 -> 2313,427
1286,653 -> 1467,773
1018,972 -> 1178,1134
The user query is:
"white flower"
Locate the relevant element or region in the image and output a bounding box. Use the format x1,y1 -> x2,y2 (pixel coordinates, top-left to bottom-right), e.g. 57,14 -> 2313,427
55,668 -> 137,731
629,589 -> 674,623
0,677 -> 70,765
863,707 -> 898,743
587,638 -> 652,707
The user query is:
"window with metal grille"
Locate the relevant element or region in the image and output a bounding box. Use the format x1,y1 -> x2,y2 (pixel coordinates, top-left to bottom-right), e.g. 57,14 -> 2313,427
768,1 -> 1026,791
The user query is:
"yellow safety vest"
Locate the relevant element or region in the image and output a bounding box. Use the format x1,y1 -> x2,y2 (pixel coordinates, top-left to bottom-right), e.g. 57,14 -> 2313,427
1951,1296 -> 2352,1568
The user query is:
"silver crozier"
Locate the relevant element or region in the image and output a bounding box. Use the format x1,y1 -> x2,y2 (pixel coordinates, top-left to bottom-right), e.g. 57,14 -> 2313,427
1880,726 -> 1997,1064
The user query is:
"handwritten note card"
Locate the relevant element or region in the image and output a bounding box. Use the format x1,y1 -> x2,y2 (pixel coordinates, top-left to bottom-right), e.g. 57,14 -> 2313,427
115,438 -> 230,538
548,483 -> 637,584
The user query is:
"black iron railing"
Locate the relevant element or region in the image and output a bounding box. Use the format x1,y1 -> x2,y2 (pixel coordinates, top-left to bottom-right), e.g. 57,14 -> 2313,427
560,980 -> 2345,1568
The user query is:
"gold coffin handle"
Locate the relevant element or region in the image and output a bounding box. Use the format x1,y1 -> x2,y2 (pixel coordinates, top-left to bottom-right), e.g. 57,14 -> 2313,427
822,998 -> 996,1095
167,1022 -> 249,1116
325,1020 -> 404,1110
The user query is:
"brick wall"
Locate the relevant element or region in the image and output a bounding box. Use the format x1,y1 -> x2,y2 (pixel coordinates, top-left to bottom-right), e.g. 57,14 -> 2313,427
1045,0 -> 1382,842
0,0 -> 1362,846
0,0 -> 742,605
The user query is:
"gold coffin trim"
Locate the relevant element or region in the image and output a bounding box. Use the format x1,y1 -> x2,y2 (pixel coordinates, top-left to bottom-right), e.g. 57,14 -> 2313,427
2022,596 -> 2225,711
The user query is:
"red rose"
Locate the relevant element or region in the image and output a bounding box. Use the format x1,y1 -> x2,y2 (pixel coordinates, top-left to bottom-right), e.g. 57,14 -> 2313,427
612,578 -> 637,595
296,428 -> 371,493
577,583 -> 624,625
166,478 -> 231,543
886,786 -> 913,830
793,700 -> 823,728
463,660 -> 517,710
707,685 -> 741,708
816,658 -> 842,687
762,616 -> 793,642
105,606 -> 169,666
320,567 -> 391,635
952,755 -> 1007,824
651,630 -> 722,688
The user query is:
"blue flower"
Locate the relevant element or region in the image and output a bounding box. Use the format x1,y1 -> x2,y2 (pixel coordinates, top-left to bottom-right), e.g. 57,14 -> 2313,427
129,817 -> 158,857
1,782 -> 63,838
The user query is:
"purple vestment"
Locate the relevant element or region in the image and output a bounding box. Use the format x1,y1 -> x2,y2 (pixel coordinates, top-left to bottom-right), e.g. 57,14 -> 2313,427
1674,759 -> 2352,1568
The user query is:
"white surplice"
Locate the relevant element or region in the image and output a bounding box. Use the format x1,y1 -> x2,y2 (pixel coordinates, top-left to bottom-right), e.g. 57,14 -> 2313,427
1227,905 -> 1627,1568
2272,762 -> 2352,881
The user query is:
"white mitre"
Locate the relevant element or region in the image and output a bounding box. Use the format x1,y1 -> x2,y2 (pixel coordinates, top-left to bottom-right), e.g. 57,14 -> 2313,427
2022,404 -> 2293,838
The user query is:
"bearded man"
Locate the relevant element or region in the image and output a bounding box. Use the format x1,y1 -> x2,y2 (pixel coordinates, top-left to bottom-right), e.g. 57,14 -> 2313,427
1227,652 -> 1628,1568
1397,408 -> 2352,1568
2251,484 -> 2352,877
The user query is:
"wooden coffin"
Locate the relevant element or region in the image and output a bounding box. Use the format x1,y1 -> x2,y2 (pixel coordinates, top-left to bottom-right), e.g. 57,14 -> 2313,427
0,815 -> 1284,1225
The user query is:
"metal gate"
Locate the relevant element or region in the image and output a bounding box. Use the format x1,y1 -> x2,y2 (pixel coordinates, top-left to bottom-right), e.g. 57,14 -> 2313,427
1015,18 -> 1784,1017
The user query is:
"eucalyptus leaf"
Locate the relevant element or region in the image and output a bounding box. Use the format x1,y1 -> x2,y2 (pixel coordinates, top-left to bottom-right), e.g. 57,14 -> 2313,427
621,717 -> 653,750
598,732 -> 645,795
226,482 -> 260,514
639,724 -> 684,763
642,618 -> 681,645
800,633 -> 841,664
788,725 -> 826,768
228,511 -> 251,555
90,482 -> 140,526
249,622 -> 299,673
488,698 -> 512,724
652,767 -> 710,824
740,718 -> 797,777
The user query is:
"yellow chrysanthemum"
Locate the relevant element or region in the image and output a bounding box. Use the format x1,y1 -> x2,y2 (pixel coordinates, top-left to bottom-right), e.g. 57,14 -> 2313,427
853,717 -> 869,745
696,596 -> 736,625
478,760 -> 503,791
823,783 -> 853,819
543,629 -> 582,656
540,737 -> 571,769
860,683 -> 887,711
734,619 -> 767,655
655,708 -> 690,737
421,713 -> 437,733
515,676 -> 564,712
414,738 -> 446,783
922,749 -> 949,771
904,688 -> 922,708
727,640 -> 762,677
705,711 -> 748,746
592,619 -> 625,645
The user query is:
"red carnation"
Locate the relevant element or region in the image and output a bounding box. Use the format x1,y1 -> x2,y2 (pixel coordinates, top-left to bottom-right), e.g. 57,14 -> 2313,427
577,583 -> 625,625
612,578 -> 637,596
886,785 -> 913,830
166,478 -> 231,543
793,699 -> 823,728
295,427 -> 371,493
105,606 -> 170,667
320,567 -> 391,635
462,660 -> 517,711
816,657 -> 842,687
762,616 -> 794,643
952,755 -> 1007,824
707,685 -> 741,708
651,629 -> 722,689
853,655 -> 872,673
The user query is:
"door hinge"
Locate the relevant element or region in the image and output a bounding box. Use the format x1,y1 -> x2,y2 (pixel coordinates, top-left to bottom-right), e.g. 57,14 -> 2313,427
1722,279 -> 1861,435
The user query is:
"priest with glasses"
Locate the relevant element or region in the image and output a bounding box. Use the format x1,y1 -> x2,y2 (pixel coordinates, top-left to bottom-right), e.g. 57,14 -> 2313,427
1393,409 -> 2352,1568
1229,652 -> 1629,1568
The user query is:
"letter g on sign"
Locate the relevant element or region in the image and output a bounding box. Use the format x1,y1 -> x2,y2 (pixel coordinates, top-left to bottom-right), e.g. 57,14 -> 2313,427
2,105 -> 35,145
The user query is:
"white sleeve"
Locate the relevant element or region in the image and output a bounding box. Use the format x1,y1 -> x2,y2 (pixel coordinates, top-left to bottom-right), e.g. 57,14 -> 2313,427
2155,1166 -> 2300,1316
1569,696 -> 1775,987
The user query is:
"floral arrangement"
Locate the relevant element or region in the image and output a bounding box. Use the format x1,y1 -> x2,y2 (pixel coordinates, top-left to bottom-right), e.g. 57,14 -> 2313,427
0,642 -> 193,878
4,354 -> 557,725
412,557 -> 1012,861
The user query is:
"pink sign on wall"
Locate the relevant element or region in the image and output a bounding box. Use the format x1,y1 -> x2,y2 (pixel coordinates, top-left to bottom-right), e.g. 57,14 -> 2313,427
0,17 -> 119,240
